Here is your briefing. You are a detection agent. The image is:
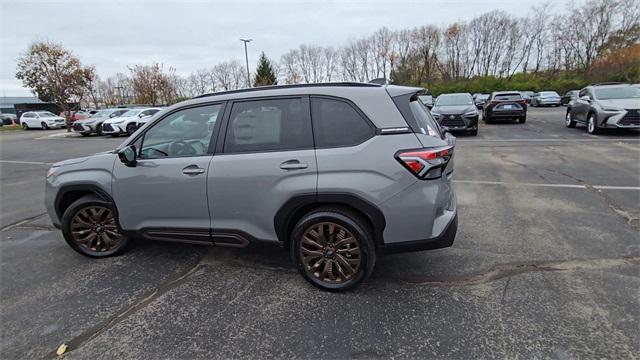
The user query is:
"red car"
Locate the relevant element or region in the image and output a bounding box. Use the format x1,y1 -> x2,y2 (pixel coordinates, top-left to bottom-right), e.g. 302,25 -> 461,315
59,111 -> 90,122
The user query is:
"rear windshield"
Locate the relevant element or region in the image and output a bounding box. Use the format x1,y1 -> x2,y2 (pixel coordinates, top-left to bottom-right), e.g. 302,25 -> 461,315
594,86 -> 640,100
540,91 -> 559,96
494,93 -> 522,100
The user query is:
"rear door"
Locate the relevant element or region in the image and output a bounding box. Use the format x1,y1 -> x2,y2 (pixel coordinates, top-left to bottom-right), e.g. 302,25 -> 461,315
208,96 -> 317,244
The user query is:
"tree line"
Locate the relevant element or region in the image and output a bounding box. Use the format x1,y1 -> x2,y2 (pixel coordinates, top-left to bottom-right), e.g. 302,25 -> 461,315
16,0 -> 639,112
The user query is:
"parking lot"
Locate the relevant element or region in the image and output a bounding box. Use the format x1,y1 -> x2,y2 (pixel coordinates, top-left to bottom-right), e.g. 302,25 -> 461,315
1,106 -> 638,358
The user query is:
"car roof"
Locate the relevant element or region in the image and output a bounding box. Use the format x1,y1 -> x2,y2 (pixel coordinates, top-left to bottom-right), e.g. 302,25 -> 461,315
438,93 -> 471,96
493,91 -> 521,95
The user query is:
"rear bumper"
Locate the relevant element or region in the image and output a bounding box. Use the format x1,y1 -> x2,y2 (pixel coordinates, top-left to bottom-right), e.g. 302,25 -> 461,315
378,213 -> 457,254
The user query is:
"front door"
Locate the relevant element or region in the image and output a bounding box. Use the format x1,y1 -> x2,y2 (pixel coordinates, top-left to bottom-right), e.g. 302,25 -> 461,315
208,97 -> 317,245
112,103 -> 223,241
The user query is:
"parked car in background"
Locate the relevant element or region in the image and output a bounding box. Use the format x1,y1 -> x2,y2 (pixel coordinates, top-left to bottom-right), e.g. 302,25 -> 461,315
0,114 -> 18,126
430,93 -> 478,135
20,111 -> 66,130
44,83 -> 458,291
418,95 -> 434,109
561,90 -> 579,105
473,93 -> 490,109
101,107 -> 161,136
59,110 -> 90,122
565,83 -> 640,134
520,91 -> 535,104
531,91 -> 562,107
483,92 -> 527,123
73,108 -> 129,136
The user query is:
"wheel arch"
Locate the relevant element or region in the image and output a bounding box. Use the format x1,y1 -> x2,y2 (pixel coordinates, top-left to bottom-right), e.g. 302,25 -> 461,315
55,184 -> 114,221
274,193 -> 386,249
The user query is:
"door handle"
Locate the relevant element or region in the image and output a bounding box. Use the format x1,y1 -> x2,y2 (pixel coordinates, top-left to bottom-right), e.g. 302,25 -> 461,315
280,160 -> 308,170
182,165 -> 205,175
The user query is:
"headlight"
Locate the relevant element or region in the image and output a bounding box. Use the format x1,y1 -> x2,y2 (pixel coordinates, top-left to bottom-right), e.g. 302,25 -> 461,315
602,107 -> 623,112
464,111 -> 478,117
111,120 -> 125,124
431,112 -> 441,118
46,167 -> 57,178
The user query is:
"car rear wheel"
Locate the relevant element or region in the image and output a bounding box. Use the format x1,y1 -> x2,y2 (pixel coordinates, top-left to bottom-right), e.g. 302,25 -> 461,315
565,111 -> 577,128
518,117 -> 526,124
41,122 -> 49,130
291,208 -> 375,291
587,113 -> 600,135
61,194 -> 129,258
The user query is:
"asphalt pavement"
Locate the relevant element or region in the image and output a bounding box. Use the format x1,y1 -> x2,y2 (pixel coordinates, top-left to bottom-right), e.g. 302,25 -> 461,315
1,107 -> 638,359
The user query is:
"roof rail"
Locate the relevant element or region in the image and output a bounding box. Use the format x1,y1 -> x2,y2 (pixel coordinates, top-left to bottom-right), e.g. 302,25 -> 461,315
589,82 -> 626,86
192,82 -> 382,99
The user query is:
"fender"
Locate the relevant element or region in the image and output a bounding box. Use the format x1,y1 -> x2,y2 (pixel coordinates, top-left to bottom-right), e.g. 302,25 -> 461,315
274,192 -> 386,247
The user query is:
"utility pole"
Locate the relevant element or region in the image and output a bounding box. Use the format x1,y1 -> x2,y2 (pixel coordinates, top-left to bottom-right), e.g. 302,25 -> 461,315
240,38 -> 252,88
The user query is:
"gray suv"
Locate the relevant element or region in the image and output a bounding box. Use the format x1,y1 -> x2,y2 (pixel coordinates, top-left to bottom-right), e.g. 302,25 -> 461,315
565,83 -> 640,134
45,83 -> 458,291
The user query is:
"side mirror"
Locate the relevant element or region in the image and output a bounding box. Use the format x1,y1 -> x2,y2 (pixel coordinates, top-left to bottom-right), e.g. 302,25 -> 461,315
580,95 -> 591,102
117,145 -> 137,167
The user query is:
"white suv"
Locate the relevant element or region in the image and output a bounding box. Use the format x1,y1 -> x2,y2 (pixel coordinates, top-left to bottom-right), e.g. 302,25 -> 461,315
101,108 -> 161,136
20,111 -> 66,130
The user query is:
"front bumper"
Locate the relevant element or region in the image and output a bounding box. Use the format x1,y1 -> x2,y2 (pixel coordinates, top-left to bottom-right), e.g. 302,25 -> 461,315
73,122 -> 97,133
434,114 -> 478,131
602,109 -> 640,128
102,123 -> 125,134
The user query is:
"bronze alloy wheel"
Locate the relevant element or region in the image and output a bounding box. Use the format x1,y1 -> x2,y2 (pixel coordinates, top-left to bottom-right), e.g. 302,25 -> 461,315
70,206 -> 123,253
299,222 -> 361,284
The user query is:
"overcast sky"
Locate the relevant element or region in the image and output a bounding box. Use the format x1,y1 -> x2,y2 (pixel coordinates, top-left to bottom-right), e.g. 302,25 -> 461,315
1,0 -> 573,96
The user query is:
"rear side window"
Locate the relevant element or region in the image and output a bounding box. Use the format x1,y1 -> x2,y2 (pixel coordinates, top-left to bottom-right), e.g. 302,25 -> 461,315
311,97 -> 374,148
224,97 -> 312,153
409,100 -> 441,138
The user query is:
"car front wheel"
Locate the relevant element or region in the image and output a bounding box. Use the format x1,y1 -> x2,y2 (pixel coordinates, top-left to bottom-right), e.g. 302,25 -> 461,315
126,123 -> 137,135
587,113 -> 600,135
61,194 -> 129,257
41,122 -> 49,130
22,123 -> 29,130
291,208 -> 376,291
565,111 -> 577,128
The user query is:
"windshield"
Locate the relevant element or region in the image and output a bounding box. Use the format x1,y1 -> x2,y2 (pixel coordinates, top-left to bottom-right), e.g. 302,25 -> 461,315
37,111 -> 57,117
594,86 -> 640,100
476,94 -> 489,100
418,95 -> 432,102
540,91 -> 559,97
435,94 -> 473,106
121,109 -> 141,117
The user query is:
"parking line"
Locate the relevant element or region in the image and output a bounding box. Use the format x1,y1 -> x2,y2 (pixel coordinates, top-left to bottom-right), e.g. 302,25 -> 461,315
0,160 -> 53,165
457,138 -> 640,143
453,180 -> 640,191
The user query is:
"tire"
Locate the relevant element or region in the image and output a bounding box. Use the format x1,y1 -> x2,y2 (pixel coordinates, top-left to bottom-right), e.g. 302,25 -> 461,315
41,122 -> 49,130
95,125 -> 102,136
565,111 -> 577,128
80,133 -> 90,137
518,116 -> 526,124
22,122 -> 29,130
468,128 -> 478,136
126,123 -> 136,136
61,194 -> 129,258
587,113 -> 600,135
290,207 -> 376,291
110,134 -> 120,137
484,114 -> 492,124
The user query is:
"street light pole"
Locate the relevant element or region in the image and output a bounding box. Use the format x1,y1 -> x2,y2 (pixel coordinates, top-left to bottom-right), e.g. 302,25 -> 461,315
240,38 -> 252,88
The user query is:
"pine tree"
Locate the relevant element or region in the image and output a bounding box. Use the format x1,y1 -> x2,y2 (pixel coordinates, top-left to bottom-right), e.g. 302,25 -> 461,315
253,52 -> 278,87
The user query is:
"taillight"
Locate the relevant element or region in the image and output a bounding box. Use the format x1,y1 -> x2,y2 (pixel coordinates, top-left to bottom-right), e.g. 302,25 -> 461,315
396,146 -> 454,179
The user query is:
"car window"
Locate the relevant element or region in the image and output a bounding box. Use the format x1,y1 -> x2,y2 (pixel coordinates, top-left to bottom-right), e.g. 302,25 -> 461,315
494,93 -> 522,100
311,97 -> 373,148
224,98 -> 312,153
22,113 -> 34,118
139,104 -> 221,159
409,100 -> 442,138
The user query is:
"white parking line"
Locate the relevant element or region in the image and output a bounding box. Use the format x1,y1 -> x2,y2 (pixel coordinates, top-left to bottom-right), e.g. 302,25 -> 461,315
453,179 -> 640,191
0,160 -> 53,165
457,138 -> 640,143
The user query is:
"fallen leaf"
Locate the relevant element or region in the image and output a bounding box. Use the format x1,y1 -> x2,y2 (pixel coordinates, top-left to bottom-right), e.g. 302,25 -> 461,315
56,343 -> 68,356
